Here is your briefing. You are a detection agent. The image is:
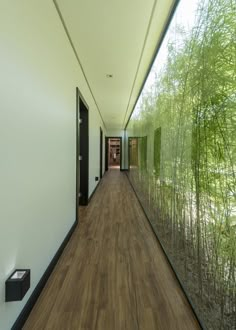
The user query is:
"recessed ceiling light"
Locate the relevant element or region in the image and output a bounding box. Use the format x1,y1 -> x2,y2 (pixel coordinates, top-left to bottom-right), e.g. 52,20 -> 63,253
106,74 -> 113,78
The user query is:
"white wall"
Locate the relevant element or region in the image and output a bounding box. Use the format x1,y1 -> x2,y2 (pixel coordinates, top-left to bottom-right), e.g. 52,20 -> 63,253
123,130 -> 129,169
89,121 -> 106,194
0,1 -> 105,329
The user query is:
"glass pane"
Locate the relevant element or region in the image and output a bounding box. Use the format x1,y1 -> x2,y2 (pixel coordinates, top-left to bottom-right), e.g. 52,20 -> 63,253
126,0 -> 236,328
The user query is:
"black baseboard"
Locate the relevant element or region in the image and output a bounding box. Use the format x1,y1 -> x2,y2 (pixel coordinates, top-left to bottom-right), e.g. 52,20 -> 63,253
11,219 -> 78,330
88,178 -> 101,203
120,168 -> 128,172
125,173 -> 205,330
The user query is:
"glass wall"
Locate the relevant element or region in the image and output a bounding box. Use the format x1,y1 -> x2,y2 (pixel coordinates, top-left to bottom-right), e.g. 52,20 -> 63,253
126,0 -> 236,329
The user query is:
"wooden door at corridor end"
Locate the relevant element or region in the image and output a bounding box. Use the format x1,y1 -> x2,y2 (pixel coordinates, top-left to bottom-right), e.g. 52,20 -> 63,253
105,137 -> 122,170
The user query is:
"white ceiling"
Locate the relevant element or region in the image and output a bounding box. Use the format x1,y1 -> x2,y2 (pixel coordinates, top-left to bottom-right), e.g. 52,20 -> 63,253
55,0 -> 176,130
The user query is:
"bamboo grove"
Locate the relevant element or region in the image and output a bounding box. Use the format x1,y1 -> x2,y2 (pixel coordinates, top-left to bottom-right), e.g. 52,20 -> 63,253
127,0 -> 236,328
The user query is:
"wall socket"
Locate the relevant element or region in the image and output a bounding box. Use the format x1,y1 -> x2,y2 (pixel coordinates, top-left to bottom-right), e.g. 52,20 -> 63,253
95,176 -> 99,181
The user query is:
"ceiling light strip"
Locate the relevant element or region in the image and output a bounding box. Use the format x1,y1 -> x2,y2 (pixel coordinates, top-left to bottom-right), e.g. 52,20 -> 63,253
53,0 -> 107,130
122,0 -> 158,128
123,0 -> 180,130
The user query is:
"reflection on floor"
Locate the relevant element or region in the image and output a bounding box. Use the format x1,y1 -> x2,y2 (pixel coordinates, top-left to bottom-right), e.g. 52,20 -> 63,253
23,170 -> 200,330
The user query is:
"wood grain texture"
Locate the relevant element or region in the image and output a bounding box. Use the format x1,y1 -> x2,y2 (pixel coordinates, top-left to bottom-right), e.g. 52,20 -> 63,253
23,169 -> 200,330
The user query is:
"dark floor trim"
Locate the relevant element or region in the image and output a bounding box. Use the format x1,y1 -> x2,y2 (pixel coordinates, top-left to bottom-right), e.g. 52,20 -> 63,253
11,219 -> 78,330
88,178 -> 102,203
125,173 -> 205,330
120,168 -> 128,172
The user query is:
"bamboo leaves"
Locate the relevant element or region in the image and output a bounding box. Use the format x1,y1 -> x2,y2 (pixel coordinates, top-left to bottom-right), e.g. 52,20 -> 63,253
127,0 -> 236,328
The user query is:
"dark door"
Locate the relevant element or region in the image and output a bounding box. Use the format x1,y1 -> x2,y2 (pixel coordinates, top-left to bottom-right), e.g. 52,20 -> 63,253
105,137 -> 108,171
76,88 -> 80,221
100,128 -> 103,178
79,95 -> 89,205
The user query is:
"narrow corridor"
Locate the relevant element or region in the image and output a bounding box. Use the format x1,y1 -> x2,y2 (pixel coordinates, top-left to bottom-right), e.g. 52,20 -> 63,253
24,170 -> 200,330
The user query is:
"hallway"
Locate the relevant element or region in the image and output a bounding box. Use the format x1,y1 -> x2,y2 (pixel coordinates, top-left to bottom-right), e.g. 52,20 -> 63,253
24,170 -> 200,330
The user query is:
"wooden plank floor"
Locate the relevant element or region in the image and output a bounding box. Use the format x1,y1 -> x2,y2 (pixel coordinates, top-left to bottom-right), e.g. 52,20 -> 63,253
24,169 -> 200,330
